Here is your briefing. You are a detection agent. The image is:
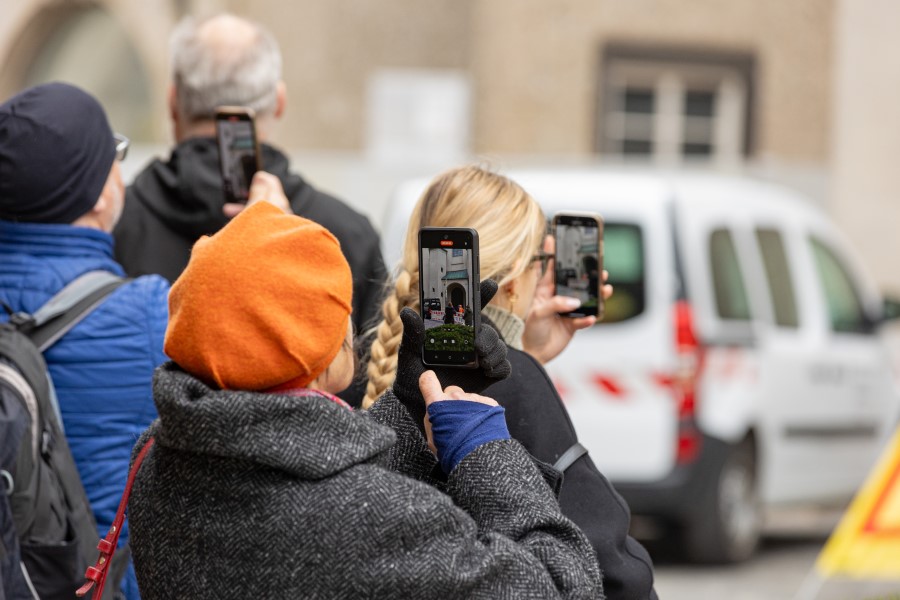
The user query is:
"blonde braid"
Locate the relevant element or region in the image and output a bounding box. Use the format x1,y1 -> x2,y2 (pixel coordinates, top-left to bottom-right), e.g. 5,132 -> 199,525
362,270 -> 418,408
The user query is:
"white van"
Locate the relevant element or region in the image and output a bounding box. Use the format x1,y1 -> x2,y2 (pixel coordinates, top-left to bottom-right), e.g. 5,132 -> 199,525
381,168 -> 900,562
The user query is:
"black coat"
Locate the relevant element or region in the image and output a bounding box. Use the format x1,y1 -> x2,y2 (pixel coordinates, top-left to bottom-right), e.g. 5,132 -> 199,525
114,138 -> 388,335
483,331 -> 658,600
128,364 -> 604,599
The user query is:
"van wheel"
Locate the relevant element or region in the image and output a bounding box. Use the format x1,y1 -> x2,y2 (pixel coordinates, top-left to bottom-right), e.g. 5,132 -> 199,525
684,439 -> 761,563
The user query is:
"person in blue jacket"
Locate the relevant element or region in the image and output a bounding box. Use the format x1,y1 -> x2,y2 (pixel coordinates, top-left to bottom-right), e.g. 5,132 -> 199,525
0,82 -> 169,600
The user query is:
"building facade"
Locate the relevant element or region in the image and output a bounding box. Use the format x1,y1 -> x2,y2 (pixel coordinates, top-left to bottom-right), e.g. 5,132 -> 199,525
422,248 -> 473,314
1,0 -> 897,292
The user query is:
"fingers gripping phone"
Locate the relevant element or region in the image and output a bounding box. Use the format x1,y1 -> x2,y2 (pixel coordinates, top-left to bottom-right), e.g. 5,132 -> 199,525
215,106 -> 262,204
553,212 -> 604,319
418,228 -> 481,368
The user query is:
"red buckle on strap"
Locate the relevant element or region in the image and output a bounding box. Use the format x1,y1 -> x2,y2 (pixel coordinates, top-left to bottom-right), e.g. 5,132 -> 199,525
76,437 -> 155,599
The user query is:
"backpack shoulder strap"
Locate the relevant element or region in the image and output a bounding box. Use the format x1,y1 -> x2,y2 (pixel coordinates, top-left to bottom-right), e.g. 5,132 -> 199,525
553,442 -> 588,474
24,271 -> 127,352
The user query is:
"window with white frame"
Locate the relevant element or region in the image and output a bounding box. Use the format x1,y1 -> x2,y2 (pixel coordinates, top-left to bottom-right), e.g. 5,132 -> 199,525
598,46 -> 754,166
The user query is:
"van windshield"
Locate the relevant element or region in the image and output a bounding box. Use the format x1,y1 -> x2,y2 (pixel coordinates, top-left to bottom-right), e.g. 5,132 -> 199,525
600,223 -> 645,323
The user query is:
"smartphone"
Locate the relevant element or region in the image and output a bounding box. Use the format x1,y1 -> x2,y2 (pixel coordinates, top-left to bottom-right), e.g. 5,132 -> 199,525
553,212 -> 604,319
418,227 -> 481,368
215,106 -> 261,204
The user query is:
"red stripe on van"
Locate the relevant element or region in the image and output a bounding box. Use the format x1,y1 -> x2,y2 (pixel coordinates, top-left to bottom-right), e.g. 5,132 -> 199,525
652,373 -> 675,388
676,426 -> 701,463
673,300 -> 703,463
592,374 -> 626,398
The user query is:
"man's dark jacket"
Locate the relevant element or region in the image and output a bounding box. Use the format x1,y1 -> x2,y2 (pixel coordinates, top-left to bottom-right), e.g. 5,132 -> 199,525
114,138 -> 388,334
483,317 -> 658,600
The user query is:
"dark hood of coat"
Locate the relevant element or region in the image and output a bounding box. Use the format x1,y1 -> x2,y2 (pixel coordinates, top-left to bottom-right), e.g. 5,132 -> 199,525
127,137 -> 315,241
151,362 -> 396,480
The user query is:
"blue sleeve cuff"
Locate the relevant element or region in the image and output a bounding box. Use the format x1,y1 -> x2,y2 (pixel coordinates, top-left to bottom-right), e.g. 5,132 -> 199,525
427,400 -> 510,473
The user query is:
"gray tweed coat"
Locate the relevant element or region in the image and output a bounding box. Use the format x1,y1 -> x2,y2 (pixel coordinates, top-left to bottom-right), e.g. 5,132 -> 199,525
128,364 -> 603,599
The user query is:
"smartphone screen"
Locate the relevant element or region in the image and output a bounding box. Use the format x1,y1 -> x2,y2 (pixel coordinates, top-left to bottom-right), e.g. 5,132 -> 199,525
418,228 -> 480,368
553,213 -> 604,319
215,107 -> 260,204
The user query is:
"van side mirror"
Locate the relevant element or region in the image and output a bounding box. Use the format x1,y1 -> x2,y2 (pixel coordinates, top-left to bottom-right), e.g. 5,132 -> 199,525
883,296 -> 900,322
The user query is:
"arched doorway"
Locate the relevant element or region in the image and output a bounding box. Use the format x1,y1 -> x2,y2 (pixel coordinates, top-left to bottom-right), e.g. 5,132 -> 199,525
1,3 -> 154,140
447,283 -> 466,309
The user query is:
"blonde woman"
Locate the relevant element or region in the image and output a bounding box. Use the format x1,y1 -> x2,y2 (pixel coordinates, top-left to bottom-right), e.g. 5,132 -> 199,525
364,165 -> 658,600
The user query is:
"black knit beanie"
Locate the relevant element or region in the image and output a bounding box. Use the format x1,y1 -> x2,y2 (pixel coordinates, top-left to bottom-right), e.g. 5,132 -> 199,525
0,82 -> 116,224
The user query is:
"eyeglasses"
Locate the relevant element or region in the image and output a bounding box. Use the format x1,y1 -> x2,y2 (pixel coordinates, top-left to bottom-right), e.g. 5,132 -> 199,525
530,251 -> 552,276
113,133 -> 130,162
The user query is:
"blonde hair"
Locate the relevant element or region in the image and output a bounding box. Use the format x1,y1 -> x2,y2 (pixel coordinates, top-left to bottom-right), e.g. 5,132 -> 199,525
362,166 -> 545,408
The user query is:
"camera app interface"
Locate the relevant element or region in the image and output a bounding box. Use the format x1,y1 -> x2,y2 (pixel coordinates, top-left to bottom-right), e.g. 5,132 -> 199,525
555,221 -> 600,310
421,245 -> 475,364
218,118 -> 257,202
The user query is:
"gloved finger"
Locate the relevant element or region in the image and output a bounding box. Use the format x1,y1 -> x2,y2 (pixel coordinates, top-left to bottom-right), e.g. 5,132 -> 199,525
399,307 -> 425,353
482,331 -> 509,377
474,322 -> 499,355
484,351 -> 511,380
391,308 -> 430,433
480,279 -> 499,309
474,325 -> 503,369
475,326 -> 510,380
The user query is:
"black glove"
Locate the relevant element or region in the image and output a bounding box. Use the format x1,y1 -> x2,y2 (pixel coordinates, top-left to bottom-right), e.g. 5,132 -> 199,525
392,280 -> 511,434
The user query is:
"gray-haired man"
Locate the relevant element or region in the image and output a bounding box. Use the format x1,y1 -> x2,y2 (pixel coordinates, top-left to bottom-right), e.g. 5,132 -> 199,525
114,14 -> 388,364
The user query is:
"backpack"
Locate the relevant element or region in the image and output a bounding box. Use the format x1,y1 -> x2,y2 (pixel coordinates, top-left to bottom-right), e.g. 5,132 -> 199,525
0,271 -> 129,600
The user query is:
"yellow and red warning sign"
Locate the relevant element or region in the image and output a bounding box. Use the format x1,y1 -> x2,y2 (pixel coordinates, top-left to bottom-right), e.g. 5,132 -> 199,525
817,427 -> 900,578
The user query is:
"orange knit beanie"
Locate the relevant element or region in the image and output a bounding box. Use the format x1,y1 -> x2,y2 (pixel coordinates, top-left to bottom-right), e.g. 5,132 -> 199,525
165,202 -> 353,391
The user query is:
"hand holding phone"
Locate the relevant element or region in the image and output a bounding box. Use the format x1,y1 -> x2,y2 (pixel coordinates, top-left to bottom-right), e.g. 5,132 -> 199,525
552,212 -> 604,319
418,228 -> 481,368
215,106 -> 261,205
391,282 -> 511,437
221,172 -> 293,218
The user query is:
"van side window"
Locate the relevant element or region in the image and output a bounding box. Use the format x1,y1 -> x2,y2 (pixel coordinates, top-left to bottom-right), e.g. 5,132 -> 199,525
709,228 -> 751,321
809,237 -> 871,334
600,223 -> 645,323
755,229 -> 799,328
